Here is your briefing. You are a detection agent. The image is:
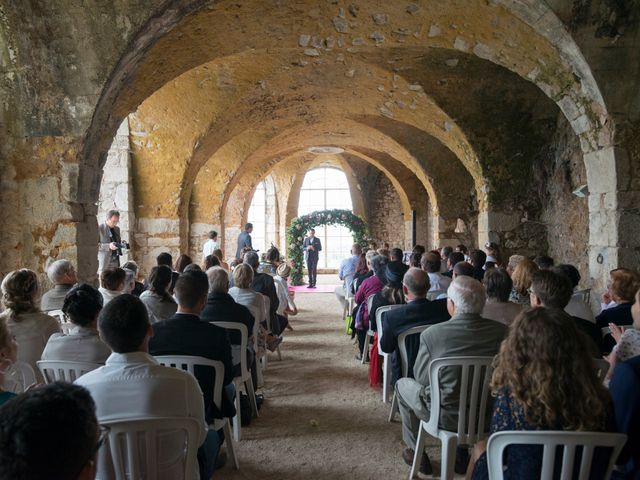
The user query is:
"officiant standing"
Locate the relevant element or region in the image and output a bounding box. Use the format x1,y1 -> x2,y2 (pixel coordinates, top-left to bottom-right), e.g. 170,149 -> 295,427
303,229 -> 322,288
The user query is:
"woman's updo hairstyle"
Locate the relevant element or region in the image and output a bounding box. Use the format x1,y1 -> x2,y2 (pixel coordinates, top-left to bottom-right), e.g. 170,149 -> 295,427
1,269 -> 40,321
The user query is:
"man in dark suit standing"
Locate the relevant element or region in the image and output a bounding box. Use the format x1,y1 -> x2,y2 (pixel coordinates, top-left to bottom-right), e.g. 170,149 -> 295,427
97,210 -> 123,273
380,267 -> 450,384
236,223 -> 254,260
303,229 -> 322,288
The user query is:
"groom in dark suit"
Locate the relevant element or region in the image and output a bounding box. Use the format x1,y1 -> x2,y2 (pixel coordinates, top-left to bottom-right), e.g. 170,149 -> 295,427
303,229 -> 322,288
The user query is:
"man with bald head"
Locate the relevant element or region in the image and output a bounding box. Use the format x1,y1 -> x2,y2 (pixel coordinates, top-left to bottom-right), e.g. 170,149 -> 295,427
380,268 -> 450,385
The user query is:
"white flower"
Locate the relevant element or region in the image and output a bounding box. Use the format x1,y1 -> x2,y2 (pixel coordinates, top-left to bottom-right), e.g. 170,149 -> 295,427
297,236 -> 303,241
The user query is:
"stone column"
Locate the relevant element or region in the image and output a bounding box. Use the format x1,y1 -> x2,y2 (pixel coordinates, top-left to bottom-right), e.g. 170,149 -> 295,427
477,210 -> 520,250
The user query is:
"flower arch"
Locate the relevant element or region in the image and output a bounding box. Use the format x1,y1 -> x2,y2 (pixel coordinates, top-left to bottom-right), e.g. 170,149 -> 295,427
286,209 -> 369,285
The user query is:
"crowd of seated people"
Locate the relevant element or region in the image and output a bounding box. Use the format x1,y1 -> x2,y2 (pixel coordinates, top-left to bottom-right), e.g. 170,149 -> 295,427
0,242 -> 299,478
338,240 -> 640,478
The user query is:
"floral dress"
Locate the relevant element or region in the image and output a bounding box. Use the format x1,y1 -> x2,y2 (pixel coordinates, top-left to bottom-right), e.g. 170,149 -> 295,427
614,328 -> 640,363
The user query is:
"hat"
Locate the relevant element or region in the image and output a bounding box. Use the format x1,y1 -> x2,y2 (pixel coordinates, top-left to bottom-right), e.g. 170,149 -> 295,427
385,262 -> 405,287
276,263 -> 291,277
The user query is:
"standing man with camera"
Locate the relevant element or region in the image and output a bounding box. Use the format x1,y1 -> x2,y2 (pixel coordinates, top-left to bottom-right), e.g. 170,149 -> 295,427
98,210 -> 126,273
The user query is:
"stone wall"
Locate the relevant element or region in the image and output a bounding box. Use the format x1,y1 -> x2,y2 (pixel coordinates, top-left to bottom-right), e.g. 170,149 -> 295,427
363,171 -> 408,249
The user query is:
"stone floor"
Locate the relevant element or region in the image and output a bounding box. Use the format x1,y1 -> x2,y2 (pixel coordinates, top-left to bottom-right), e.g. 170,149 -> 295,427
219,275 -> 455,480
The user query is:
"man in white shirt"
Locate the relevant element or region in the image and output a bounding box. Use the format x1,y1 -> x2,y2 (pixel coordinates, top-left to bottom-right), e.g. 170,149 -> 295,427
421,252 -> 451,297
202,230 -> 220,261
335,243 -> 362,308
76,294 -> 217,480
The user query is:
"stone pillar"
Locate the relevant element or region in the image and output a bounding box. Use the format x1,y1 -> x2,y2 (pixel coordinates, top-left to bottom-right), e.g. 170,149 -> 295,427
477,210 -> 520,250
98,119 -> 134,264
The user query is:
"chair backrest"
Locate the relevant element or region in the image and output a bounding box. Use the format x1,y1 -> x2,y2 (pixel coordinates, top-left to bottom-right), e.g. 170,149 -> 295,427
3,361 -> 36,393
398,325 -> 431,378
375,304 -> 404,355
210,321 -> 249,380
574,288 -> 591,304
486,430 -> 627,480
593,358 -> 610,383
261,294 -> 271,331
367,294 -> 375,315
37,360 -> 102,383
155,355 -> 224,414
426,290 -> 446,301
101,416 -> 200,480
426,356 -> 495,444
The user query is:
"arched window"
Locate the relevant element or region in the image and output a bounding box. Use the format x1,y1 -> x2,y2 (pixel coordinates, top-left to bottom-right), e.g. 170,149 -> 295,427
247,177 -> 277,253
298,168 -> 354,268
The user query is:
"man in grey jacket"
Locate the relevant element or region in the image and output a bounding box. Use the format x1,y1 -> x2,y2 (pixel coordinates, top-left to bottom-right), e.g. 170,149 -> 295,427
395,276 -> 507,475
97,210 -> 123,273
235,222 -> 254,260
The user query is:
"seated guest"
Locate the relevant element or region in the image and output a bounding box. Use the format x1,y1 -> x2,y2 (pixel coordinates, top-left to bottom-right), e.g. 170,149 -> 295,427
484,242 -> 502,267
380,268 -> 449,385
481,268 -> 523,326
174,253 -> 193,273
244,252 -> 283,335
139,265 -> 178,323
258,246 -> 280,276
509,258 -> 538,305
0,382 -> 100,480
203,254 -> 221,271
529,269 -> 602,356
556,263 -> 595,323
368,262 -> 407,386
354,255 -> 387,359
440,246 -> 453,273
468,307 -> 613,479
505,254 -> 525,276
442,251 -> 465,278
469,249 -> 487,281
41,259 -> 77,311
149,271 -> 235,424
213,249 -> 230,271
395,276 -> 506,475
389,248 -> 410,276
608,288 -> 640,367
455,244 -> 468,258
121,260 -> 144,296
0,269 -> 60,378
274,263 -> 298,321
202,267 -> 256,373
596,268 -> 640,334
184,263 -> 202,273
453,261 -> 475,279
122,268 -> 136,294
413,245 -> 426,256
533,254 -> 554,270
409,251 -> 422,268
98,267 -> 126,305
377,248 -> 390,259
0,318 -> 18,404
421,252 -> 451,297
76,294 -> 214,480
336,244 -> 363,308
42,284 -> 110,364
156,252 -> 180,293
609,354 -> 640,478
354,249 -> 377,294
351,253 -> 369,294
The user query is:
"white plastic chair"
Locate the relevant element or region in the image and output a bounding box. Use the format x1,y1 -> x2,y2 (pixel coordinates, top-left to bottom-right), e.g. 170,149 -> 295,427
389,324 -> 431,422
593,358 -> 610,383
37,360 -> 102,383
574,288 -> 592,304
410,356 -> 495,480
3,361 -> 36,393
47,309 -> 73,334
374,304 -> 404,403
342,273 -> 355,322
210,321 -> 258,443
262,294 -> 282,362
486,430 -> 627,480
100,416 -> 200,480
155,355 -> 239,469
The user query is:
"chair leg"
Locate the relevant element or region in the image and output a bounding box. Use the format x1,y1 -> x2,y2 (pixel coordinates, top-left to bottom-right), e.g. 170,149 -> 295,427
382,356 -> 390,403
440,434 -> 458,480
246,378 -> 259,418
409,422 -> 427,480
276,344 -> 282,361
223,420 -> 240,470
388,391 -> 398,423
233,380 -> 242,442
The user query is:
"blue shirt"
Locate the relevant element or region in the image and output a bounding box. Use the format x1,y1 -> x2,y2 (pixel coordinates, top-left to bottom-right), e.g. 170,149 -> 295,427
339,255 -> 359,292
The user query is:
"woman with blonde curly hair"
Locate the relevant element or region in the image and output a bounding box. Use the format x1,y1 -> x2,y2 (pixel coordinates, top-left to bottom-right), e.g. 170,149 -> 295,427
508,258 -> 538,305
467,307 -> 613,479
0,269 -> 60,377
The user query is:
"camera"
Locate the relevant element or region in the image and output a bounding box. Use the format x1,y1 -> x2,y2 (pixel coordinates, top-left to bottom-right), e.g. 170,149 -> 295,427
115,241 -> 129,255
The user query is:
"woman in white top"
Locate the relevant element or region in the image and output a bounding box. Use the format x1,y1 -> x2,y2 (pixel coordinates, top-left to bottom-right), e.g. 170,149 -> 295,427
139,265 -> 177,323
42,283 -> 110,364
274,263 -> 297,330
0,269 -> 60,379
98,267 -> 126,305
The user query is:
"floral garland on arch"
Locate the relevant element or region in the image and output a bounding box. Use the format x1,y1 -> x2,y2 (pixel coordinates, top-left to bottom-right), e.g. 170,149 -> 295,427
286,209 -> 369,285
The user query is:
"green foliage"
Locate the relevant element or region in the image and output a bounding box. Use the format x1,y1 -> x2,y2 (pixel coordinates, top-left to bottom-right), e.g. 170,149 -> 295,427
286,209 -> 369,285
